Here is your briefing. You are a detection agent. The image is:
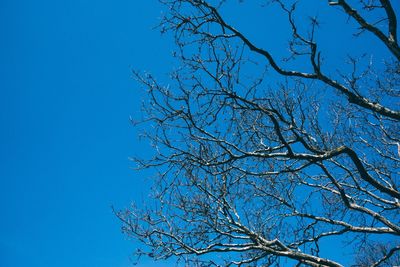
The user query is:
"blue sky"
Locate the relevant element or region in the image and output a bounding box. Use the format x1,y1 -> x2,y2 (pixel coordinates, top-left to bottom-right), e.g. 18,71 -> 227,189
0,1 -> 174,266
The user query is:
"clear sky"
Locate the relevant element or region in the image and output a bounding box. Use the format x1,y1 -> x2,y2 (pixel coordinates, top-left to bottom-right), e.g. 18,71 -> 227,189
0,1 -> 174,266
1,1 -> 398,267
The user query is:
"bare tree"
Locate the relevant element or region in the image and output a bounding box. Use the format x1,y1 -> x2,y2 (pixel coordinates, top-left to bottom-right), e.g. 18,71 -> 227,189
117,0 -> 400,266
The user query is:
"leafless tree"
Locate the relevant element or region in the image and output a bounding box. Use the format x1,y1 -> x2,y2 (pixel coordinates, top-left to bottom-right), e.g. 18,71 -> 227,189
117,0 -> 400,266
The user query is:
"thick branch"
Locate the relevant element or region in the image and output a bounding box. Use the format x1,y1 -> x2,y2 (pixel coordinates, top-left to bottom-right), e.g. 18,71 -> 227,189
337,0 -> 400,60
198,1 -> 400,120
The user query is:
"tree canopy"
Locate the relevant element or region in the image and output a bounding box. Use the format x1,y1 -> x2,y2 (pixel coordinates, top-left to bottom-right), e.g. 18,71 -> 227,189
118,1 -> 400,266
